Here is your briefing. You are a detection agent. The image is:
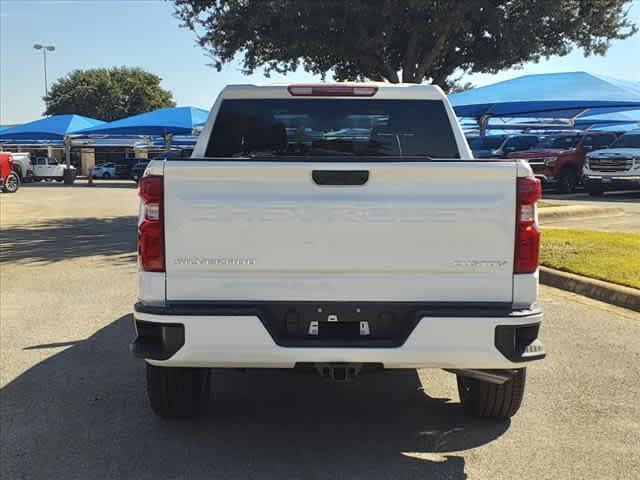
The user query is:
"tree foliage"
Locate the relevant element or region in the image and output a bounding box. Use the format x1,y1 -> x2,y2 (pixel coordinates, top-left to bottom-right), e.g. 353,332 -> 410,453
171,0 -> 637,91
45,67 -> 176,121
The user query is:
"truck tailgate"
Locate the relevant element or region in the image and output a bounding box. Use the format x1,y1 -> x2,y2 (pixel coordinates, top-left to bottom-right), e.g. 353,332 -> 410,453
164,161 -> 516,302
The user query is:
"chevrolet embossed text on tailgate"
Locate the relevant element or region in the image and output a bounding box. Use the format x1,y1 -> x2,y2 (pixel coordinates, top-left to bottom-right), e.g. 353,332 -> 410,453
163,162 -> 517,303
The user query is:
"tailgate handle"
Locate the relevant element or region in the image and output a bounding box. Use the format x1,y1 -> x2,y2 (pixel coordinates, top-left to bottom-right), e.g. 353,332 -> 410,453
312,170 -> 369,186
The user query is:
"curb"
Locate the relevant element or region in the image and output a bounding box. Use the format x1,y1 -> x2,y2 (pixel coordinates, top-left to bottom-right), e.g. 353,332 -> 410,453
539,205 -> 624,222
539,266 -> 640,313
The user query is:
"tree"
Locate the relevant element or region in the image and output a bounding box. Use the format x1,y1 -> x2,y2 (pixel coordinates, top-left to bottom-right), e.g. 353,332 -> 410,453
171,0 -> 637,91
45,67 -> 176,121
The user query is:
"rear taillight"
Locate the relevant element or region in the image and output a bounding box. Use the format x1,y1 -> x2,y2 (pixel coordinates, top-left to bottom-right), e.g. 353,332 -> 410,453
138,175 -> 164,272
287,84 -> 377,97
514,176 -> 541,274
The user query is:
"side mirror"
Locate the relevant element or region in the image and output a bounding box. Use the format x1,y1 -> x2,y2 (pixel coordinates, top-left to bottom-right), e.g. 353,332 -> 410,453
581,145 -> 593,152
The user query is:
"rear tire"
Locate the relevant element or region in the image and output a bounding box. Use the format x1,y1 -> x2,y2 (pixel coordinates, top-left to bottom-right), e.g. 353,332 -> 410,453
457,368 -> 526,419
103,172 -> 111,179
146,364 -> 211,419
557,168 -> 578,194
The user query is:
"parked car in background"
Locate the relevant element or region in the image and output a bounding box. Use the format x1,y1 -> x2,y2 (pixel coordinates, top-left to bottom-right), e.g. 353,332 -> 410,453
6,152 -> 33,183
115,158 -> 139,179
32,157 -> 76,182
130,160 -> 149,182
0,152 -> 20,193
131,150 -> 191,182
152,149 -> 191,160
491,134 -> 541,158
510,132 -> 617,193
583,130 -> 640,196
91,162 -> 116,179
466,135 -> 507,158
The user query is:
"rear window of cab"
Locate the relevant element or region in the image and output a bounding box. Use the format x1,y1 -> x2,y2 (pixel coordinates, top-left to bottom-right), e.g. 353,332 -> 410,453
205,99 -> 460,159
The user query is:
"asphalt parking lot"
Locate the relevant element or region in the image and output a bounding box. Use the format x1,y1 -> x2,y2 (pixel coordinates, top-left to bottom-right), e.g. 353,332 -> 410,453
1,181 -> 639,480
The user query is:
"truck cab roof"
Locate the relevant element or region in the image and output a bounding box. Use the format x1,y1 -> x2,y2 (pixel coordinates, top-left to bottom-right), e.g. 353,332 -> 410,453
218,83 -> 447,100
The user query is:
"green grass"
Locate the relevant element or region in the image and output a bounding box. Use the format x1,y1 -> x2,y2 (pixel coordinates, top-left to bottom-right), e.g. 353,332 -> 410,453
540,228 -> 640,289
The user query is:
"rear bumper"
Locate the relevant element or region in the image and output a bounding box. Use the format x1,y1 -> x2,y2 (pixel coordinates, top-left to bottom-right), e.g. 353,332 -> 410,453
131,302 -> 545,369
583,175 -> 640,191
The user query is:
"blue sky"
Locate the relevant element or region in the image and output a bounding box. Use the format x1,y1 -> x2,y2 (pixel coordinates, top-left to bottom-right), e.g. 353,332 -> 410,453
1,0 -> 639,125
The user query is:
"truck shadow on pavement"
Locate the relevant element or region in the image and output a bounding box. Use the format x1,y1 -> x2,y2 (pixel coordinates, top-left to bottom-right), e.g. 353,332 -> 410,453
0,216 -> 137,265
0,314 -> 511,480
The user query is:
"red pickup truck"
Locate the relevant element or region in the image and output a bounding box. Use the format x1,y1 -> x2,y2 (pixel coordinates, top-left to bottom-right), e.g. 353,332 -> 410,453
0,152 -> 20,193
509,132 -> 617,193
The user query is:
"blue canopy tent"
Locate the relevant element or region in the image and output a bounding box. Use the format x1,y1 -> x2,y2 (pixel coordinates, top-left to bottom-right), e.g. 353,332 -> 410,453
0,115 -> 105,178
0,139 -> 65,146
471,110 -> 640,134
148,136 -> 199,151
449,72 -> 640,135
74,107 -> 209,143
0,114 -> 104,141
574,110 -> 640,130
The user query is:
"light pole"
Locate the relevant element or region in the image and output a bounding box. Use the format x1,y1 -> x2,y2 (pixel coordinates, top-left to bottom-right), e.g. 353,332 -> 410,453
33,44 -> 55,101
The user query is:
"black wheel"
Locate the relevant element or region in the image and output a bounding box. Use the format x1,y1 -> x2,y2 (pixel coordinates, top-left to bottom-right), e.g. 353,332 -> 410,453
55,177 -> 63,182
103,172 -> 111,179
557,168 -> 578,194
457,369 -> 526,419
3,172 -> 20,193
44,177 -> 53,182
146,364 -> 211,419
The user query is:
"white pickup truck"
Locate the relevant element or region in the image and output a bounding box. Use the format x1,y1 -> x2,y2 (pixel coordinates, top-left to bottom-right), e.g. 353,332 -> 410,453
32,157 -> 75,182
131,83 -> 545,420
584,129 -> 640,195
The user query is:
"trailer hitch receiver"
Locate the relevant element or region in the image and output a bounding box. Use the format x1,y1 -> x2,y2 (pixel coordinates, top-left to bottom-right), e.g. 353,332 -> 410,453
315,363 -> 363,382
